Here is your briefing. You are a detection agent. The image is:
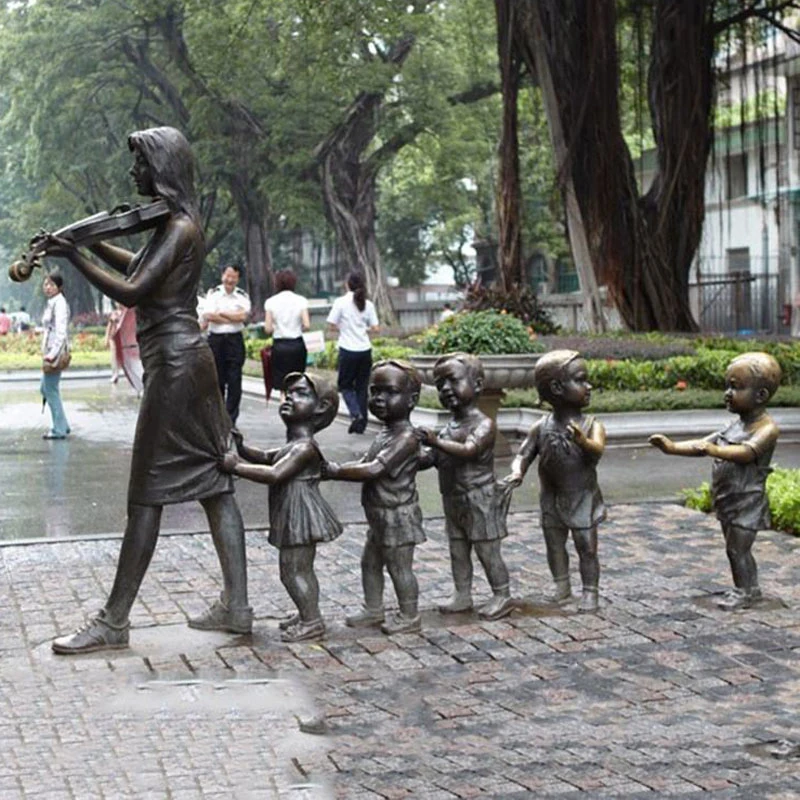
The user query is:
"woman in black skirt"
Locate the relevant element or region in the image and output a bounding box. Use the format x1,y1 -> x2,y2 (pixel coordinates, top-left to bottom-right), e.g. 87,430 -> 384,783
43,127 -> 251,653
263,269 -> 310,396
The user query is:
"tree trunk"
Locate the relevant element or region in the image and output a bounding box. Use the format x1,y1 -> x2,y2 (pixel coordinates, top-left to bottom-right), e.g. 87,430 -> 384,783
514,0 -> 713,331
229,174 -> 273,313
317,140 -> 395,324
313,34 -> 420,327
494,0 -> 523,292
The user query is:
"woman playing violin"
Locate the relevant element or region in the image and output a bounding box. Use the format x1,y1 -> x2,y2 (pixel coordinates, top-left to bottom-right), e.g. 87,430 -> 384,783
45,127 -> 252,654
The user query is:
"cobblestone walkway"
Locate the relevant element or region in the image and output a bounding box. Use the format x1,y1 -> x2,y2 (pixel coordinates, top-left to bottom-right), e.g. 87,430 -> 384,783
2,504 -> 799,798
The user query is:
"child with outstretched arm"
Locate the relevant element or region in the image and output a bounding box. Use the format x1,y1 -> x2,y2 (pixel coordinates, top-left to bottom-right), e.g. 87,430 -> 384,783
418,353 -> 514,621
221,373 -> 342,642
650,352 -> 781,610
323,360 -> 426,635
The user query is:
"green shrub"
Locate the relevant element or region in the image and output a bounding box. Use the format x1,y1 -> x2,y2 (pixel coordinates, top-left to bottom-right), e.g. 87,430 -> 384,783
766,468 -> 800,535
298,338 -> 417,371
419,310 -> 544,355
681,482 -> 713,513
682,468 -> 800,535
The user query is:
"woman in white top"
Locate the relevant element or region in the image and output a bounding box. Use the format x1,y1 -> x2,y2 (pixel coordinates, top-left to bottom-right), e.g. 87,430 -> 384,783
326,271 -> 379,434
263,269 -> 310,394
40,272 -> 71,439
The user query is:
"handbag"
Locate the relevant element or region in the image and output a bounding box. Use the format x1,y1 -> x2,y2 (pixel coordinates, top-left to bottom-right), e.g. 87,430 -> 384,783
43,345 -> 71,374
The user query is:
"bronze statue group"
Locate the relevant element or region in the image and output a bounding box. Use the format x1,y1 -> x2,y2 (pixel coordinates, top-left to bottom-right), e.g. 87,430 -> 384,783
39,126 -> 782,655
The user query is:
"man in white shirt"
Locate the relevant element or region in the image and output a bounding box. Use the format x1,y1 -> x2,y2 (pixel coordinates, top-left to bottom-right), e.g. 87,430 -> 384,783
201,264 -> 251,424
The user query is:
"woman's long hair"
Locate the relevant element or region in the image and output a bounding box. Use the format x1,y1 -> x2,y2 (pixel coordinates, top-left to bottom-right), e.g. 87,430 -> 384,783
128,127 -> 202,232
346,271 -> 367,312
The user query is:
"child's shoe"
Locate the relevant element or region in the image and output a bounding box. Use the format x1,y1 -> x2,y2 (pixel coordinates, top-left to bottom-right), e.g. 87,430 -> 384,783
547,576 -> 572,605
717,588 -> 751,611
478,594 -> 515,621
279,612 -> 300,631
438,591 -> 473,614
578,587 -> 599,613
380,613 -> 422,635
345,606 -> 385,628
281,618 -> 325,643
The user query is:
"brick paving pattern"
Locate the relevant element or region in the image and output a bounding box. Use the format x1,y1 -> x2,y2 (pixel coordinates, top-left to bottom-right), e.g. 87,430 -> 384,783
2,504 -> 800,798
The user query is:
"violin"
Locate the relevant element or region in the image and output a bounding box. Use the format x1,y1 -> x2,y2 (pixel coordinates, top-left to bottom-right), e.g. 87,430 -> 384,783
8,200 -> 172,282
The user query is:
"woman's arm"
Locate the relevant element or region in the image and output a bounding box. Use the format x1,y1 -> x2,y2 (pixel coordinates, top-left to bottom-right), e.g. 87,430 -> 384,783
301,307 -> 310,332
263,309 -> 275,335
43,217 -> 193,307
87,242 -> 135,274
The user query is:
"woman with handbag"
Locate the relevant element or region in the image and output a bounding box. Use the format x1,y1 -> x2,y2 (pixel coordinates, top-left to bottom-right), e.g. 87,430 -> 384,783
40,272 -> 71,439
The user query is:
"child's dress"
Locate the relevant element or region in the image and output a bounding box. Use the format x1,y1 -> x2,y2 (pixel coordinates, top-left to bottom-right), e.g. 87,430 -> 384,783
535,414 -> 605,530
267,440 -> 343,548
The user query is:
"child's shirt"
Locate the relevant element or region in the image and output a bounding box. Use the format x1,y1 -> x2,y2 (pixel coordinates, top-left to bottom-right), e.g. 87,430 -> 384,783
707,414 -> 779,530
517,413 -> 605,530
361,424 -> 422,511
361,423 -> 426,547
434,412 -> 496,496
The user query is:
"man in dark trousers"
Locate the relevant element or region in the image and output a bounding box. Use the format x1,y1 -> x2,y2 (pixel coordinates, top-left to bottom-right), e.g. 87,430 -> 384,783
201,264 -> 251,425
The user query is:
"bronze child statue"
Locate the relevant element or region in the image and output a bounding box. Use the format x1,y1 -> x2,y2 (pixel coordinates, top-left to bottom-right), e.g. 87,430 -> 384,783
222,373 -> 342,642
418,353 -> 514,621
504,350 -> 606,612
650,352 -> 781,611
323,360 -> 426,635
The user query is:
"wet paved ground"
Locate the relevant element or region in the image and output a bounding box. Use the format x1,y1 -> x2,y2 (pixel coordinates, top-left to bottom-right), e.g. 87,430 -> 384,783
2,505 -> 800,798
2,373 -> 800,798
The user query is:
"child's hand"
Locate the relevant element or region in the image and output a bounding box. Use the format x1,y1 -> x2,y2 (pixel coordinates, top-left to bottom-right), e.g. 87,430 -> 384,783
648,434 -> 673,454
502,472 -> 523,489
320,460 -> 340,480
416,427 -> 437,447
220,452 -> 239,473
230,427 -> 244,454
568,422 -> 588,448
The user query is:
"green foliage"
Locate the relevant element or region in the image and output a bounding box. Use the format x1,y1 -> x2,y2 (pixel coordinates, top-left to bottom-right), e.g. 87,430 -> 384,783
419,310 -> 543,355
312,338 -> 416,370
767,468 -> 800,535
681,482 -> 713,513
682,469 -> 800,536
586,342 -> 800,392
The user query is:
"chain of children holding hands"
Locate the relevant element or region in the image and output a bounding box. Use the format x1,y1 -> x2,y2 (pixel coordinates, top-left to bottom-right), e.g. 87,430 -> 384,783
70,347 -> 781,650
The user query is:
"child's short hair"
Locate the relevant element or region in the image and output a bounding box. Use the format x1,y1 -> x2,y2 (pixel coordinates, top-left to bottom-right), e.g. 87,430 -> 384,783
372,359 -> 422,395
432,352 -> 484,384
728,352 -> 782,399
283,372 -> 340,432
533,350 -> 582,404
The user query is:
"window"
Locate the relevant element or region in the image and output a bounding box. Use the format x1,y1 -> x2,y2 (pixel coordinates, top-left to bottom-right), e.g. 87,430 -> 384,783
727,247 -> 751,275
726,154 -> 748,199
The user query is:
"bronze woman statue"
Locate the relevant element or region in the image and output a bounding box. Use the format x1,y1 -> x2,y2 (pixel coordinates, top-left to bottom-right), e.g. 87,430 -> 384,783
44,127 -> 251,653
